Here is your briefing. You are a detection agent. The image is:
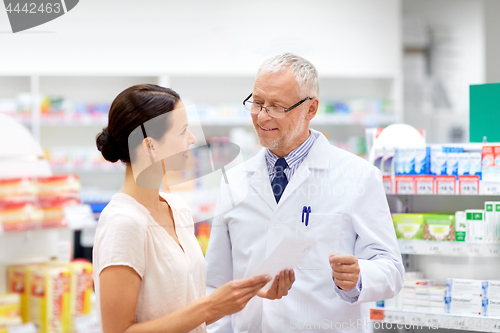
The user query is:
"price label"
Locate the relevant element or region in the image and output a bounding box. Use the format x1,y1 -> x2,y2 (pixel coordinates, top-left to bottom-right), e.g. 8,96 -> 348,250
396,176 -> 415,194
451,245 -> 465,255
468,245 -> 484,256
383,176 -> 392,194
415,176 -> 435,194
428,243 -> 442,254
488,246 -> 500,256
458,176 -> 480,195
411,314 -> 424,325
403,242 -> 416,254
481,182 -> 500,195
416,181 -> 433,194
397,182 -> 414,194
460,182 -> 478,195
437,181 -> 455,194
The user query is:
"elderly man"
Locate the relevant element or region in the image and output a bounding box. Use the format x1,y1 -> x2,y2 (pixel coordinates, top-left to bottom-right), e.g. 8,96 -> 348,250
205,53 -> 404,333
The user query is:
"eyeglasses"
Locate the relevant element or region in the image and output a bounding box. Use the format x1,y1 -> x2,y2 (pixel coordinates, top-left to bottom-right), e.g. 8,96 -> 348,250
242,93 -> 312,118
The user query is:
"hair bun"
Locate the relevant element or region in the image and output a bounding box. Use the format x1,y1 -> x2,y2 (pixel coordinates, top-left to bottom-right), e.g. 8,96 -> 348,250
96,127 -> 122,163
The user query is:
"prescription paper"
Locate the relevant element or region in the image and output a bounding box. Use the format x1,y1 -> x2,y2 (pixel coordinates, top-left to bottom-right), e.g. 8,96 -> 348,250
252,237 -> 317,289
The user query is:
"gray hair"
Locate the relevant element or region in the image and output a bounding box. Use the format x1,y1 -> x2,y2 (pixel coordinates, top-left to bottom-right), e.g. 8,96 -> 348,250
257,53 -> 319,98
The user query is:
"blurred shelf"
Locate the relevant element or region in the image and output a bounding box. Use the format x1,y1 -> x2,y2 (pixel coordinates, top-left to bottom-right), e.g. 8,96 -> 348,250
398,240 -> 500,257
369,308 -> 500,332
10,114 -> 397,127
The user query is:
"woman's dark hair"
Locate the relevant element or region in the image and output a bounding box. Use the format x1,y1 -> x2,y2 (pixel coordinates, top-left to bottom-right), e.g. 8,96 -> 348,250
96,84 -> 180,163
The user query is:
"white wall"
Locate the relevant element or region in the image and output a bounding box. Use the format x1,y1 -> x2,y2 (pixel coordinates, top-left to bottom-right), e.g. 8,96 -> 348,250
402,0 -> 485,143
484,0 -> 500,83
0,0 -> 401,76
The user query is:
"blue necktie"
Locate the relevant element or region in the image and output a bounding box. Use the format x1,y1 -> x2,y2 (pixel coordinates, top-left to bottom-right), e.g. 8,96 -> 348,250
271,158 -> 288,203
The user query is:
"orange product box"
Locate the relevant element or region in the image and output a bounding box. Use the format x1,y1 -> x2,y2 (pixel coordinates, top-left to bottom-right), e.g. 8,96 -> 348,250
28,263 -> 71,333
34,175 -> 80,199
0,201 -> 37,232
70,259 -> 93,318
0,177 -> 34,203
37,197 -> 80,229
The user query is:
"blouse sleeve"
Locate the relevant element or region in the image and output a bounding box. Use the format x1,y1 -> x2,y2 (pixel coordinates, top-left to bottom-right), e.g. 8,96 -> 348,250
94,213 -> 147,279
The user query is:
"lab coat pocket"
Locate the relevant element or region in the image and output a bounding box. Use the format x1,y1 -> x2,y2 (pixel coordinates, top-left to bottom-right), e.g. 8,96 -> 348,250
296,213 -> 342,270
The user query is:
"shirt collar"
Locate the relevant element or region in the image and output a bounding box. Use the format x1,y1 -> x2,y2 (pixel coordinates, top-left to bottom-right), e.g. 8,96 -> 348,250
265,130 -> 317,169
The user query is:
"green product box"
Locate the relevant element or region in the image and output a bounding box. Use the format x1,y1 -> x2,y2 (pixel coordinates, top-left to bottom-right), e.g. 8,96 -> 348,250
466,209 -> 485,243
392,214 -> 425,240
422,213 -> 456,241
455,211 -> 466,242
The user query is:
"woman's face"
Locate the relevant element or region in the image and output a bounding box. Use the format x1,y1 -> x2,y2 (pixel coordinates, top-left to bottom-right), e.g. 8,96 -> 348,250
156,101 -> 197,171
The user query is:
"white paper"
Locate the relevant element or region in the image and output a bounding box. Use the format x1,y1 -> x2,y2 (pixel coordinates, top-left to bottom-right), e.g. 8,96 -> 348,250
8,323 -> 37,333
64,204 -> 97,230
252,237 -> 317,288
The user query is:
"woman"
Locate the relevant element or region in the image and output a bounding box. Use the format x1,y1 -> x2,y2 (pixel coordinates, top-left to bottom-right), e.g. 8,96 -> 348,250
93,84 -> 295,333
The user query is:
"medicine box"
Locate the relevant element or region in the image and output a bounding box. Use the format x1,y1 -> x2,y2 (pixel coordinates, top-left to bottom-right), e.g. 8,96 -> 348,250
465,210 -> 485,243
455,211 -> 467,242
485,202 -> 495,243
446,279 -> 484,298
445,296 -> 483,316
423,213 -> 455,241
484,299 -> 500,317
393,214 -> 424,240
495,203 -> 500,243
483,280 -> 500,300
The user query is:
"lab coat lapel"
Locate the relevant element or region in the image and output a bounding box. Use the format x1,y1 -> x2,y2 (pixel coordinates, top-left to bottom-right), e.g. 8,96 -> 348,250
248,150 -> 277,211
276,130 -> 330,205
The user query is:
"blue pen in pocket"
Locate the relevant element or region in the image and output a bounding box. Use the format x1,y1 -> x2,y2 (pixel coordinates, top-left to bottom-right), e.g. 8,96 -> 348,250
302,206 -> 311,226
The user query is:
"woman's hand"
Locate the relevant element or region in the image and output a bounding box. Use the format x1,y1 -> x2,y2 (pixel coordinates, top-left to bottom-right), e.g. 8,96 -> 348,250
257,269 -> 295,300
208,274 -> 272,318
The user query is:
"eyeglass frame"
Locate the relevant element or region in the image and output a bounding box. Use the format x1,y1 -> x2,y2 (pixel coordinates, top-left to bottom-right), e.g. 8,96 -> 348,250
242,93 -> 313,118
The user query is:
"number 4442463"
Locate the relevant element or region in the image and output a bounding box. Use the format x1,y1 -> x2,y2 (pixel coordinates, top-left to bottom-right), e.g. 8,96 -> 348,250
5,2 -> 62,14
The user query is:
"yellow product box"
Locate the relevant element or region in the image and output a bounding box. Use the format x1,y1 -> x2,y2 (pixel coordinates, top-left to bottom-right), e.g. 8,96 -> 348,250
7,263 -> 43,323
28,264 -> 71,333
0,293 -> 21,320
0,317 -> 23,333
70,260 -> 93,317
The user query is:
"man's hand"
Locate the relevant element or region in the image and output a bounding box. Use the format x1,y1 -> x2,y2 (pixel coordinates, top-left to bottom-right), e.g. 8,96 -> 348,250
257,269 -> 295,300
329,253 -> 360,291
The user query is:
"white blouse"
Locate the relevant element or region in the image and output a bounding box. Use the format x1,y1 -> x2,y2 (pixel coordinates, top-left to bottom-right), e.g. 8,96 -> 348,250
93,192 -> 207,333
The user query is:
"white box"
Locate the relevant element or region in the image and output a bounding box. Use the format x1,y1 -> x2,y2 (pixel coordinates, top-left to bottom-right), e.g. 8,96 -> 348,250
484,280 -> 500,300
485,299 -> 500,317
447,296 -> 483,316
415,286 -> 430,295
416,294 -> 430,300
495,202 -> 500,243
403,298 -> 416,305
405,279 -> 435,287
416,300 -> 431,306
430,306 -> 446,314
485,202 -> 495,243
447,279 -> 484,298
465,210 -> 485,243
455,211 -> 467,242
429,287 -> 447,296
430,295 -> 445,302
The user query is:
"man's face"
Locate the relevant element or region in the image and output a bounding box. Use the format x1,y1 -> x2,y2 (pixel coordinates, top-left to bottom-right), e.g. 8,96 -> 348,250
251,68 -> 311,156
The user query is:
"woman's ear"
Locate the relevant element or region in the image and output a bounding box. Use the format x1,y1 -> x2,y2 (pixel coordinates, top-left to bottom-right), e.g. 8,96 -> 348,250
141,137 -> 157,160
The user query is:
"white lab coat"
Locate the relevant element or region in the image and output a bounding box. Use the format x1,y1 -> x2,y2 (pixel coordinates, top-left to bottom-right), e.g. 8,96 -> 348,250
205,129 -> 404,333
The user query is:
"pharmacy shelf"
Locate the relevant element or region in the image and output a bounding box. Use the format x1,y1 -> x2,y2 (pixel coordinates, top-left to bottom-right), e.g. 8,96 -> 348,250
11,114 -> 398,127
398,240 -> 500,257
369,308 -> 500,332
